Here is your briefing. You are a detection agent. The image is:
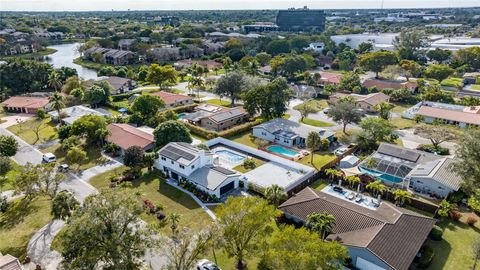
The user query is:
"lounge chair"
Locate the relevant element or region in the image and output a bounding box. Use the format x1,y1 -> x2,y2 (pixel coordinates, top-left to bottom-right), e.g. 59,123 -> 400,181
347,192 -> 355,200
355,194 -> 363,203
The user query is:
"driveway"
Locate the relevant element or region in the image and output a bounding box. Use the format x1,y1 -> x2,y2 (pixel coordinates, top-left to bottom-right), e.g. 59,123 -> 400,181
0,114 -> 32,128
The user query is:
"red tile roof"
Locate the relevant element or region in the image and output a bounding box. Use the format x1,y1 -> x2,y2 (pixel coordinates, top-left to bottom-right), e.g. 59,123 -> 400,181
317,72 -> 343,84
1,96 -> 49,109
417,106 -> 480,126
152,91 -> 193,106
362,79 -> 418,91
106,124 -> 154,150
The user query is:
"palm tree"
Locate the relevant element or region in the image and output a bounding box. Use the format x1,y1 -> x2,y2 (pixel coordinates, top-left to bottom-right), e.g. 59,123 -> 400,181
364,157 -> 378,169
264,184 -> 287,207
366,180 -> 387,197
169,213 -> 181,236
48,70 -> 63,91
393,190 -> 412,206
306,131 -> 321,167
247,61 -> 259,77
325,168 -> 341,184
306,212 -> 336,240
187,76 -> 205,100
345,175 -> 361,189
49,91 -> 65,125
374,101 -> 393,120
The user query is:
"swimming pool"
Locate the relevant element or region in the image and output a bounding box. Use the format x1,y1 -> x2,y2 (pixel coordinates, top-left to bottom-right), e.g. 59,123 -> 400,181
216,149 -> 246,164
177,113 -> 186,119
358,167 -> 403,183
266,145 -> 299,157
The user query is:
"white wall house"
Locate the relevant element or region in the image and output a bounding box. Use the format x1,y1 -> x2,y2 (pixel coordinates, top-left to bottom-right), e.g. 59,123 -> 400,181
252,118 -> 335,148
305,42 -> 325,52
155,142 -> 240,198
406,158 -> 462,198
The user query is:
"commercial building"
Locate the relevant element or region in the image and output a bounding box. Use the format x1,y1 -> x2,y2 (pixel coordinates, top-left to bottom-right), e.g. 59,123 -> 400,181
276,7 -> 326,32
280,187 -> 436,270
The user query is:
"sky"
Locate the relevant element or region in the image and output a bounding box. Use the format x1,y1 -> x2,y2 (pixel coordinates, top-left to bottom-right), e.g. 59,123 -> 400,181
1,0 -> 479,11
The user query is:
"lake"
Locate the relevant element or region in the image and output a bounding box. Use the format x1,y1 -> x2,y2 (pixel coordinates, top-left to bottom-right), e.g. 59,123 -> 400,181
45,43 -> 98,80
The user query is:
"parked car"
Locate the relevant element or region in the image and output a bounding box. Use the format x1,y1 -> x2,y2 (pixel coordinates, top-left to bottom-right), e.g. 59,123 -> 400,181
334,147 -> 349,156
58,163 -> 69,172
42,153 -> 56,163
196,259 -> 221,270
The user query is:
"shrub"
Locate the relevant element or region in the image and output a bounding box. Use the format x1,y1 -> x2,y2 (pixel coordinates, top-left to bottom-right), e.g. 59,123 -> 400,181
430,225 -> 443,240
417,245 -> 435,269
0,196 -> 8,213
467,216 -> 477,226
417,144 -> 450,155
111,91 -> 138,102
218,118 -> 266,138
143,199 -> 157,214
447,190 -> 466,204
171,103 -> 197,114
36,109 -> 46,119
449,210 -> 462,221
156,211 -> 166,220
184,122 -> 218,140
243,158 -> 257,170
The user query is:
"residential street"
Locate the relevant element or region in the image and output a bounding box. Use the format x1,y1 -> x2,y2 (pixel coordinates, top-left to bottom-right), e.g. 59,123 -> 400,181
0,128 -> 43,165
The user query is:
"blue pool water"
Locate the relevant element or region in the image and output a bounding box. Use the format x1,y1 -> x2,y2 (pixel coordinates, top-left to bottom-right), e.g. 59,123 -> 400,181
266,145 -> 299,157
216,150 -> 246,163
358,167 -> 403,183
177,113 -> 186,119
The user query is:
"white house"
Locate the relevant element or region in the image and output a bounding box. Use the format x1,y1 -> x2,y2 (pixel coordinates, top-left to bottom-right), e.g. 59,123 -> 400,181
406,158 -> 463,198
305,42 -> 325,52
155,142 -> 240,198
252,118 -> 335,148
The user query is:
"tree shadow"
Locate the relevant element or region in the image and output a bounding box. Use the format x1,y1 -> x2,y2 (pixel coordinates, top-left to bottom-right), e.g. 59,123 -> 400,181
0,198 -> 34,229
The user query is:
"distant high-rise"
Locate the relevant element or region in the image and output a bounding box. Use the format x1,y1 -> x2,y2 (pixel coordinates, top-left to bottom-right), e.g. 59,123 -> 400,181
276,6 -> 326,32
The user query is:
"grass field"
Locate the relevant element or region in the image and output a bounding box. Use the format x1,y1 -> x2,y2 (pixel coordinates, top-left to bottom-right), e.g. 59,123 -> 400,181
230,132 -> 258,148
205,99 -> 231,107
89,168 -> 213,233
301,117 -> 334,127
293,99 -> 328,113
0,196 -> 52,261
40,144 -> 108,171
424,217 -> 480,270
7,117 -> 58,145
390,117 -> 417,129
297,151 -> 336,170
441,77 -> 463,88
1,161 -> 21,191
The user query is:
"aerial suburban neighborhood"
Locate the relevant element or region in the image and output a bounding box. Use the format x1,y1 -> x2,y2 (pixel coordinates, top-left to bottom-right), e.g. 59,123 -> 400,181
0,1 -> 480,270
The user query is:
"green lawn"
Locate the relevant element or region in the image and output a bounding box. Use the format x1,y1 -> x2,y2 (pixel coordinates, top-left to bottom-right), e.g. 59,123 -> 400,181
424,218 -> 480,270
293,99 -> 328,113
7,117 -> 58,145
1,161 -> 21,191
205,99 -> 231,107
334,129 -> 361,144
40,144 -> 108,171
441,78 -> 463,88
471,85 -> 480,91
391,103 -> 410,114
89,168 -> 213,232
230,131 -> 258,148
310,179 -> 329,191
297,152 -> 336,170
301,118 -> 334,127
0,196 -> 53,261
233,158 -> 267,173
390,117 -> 417,129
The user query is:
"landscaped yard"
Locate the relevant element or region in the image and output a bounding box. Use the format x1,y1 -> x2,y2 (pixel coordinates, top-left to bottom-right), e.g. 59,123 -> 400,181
89,168 -> 213,232
1,161 -> 21,191
230,131 -> 258,148
391,103 -> 411,114
310,178 -> 329,191
390,117 -> 417,129
293,99 -> 328,113
0,196 -> 52,261
471,84 -> 480,91
233,157 -> 267,173
424,217 -> 480,270
441,77 -> 463,88
205,99 -> 231,107
301,117 -> 334,127
298,151 -> 336,170
40,144 -> 108,171
7,117 -> 58,145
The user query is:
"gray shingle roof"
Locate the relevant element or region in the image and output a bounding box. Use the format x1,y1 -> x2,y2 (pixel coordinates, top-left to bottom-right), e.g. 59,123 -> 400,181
188,166 -> 239,190
280,187 -> 436,270
408,158 -> 463,190
208,107 -> 247,123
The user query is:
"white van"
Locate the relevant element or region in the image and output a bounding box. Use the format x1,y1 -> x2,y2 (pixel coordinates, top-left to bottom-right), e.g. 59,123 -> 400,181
42,153 -> 56,163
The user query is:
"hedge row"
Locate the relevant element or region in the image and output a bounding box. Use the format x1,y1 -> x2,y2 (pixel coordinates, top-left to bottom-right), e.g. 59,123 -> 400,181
218,118 -> 265,138
184,122 -> 218,140
111,91 -> 139,102
171,103 -> 197,114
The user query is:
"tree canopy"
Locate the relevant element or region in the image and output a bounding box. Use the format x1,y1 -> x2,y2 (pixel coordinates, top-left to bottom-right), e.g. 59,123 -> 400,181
153,120 -> 192,148
359,51 -> 398,78
214,70 -> 252,105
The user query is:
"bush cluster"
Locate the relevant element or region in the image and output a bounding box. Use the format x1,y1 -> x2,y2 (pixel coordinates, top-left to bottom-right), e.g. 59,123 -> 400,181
417,245 -> 435,269
429,225 -> 443,241
417,144 -> 450,155
178,180 -> 220,203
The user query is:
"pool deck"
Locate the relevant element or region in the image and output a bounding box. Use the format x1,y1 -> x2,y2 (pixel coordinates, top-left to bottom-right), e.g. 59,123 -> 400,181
321,185 -> 380,210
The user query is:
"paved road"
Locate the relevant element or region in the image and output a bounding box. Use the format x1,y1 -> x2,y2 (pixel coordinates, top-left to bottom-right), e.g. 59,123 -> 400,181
0,128 -> 43,165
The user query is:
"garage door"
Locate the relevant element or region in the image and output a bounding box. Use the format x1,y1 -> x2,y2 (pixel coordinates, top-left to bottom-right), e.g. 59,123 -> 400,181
356,257 -> 387,270
220,181 -> 235,195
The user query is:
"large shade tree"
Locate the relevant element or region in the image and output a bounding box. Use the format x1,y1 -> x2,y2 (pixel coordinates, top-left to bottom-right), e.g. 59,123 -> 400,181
153,120 -> 192,148
242,77 -> 292,119
59,190 -> 155,269
214,70 -> 251,106
359,51 -> 398,78
329,97 -> 363,134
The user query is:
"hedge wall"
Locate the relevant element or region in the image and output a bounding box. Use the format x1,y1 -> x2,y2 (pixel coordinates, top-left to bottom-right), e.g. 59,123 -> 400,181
185,118 -> 267,140
111,91 -> 139,102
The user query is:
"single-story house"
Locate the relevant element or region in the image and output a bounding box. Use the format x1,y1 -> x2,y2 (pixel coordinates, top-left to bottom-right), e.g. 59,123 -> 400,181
339,155 -> 360,168
403,101 -> 480,128
155,142 -> 240,198
328,92 -> 391,113
252,118 -> 335,148
362,79 -> 418,92
152,91 -> 194,108
106,123 -> 155,155
358,143 -> 462,198
49,105 -> 111,125
184,105 -> 249,132
406,157 -> 463,198
0,253 -> 23,270
280,187 -> 436,270
316,72 -> 343,85
1,96 -> 50,114
100,76 -> 137,94
291,85 -> 320,99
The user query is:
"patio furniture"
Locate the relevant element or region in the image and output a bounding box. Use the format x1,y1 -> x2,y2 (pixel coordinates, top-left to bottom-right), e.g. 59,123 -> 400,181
355,194 -> 363,203
347,192 -> 355,200
333,186 -> 343,193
